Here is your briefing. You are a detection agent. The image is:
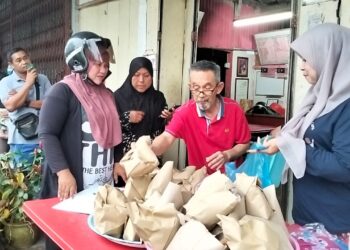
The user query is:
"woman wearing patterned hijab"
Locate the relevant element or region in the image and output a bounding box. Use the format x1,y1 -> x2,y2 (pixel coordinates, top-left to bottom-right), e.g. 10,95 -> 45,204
264,23 -> 350,234
113,57 -> 172,183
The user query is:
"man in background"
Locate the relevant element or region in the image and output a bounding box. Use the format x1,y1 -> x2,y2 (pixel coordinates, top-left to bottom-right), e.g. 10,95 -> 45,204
0,56 -> 8,108
0,48 -> 51,163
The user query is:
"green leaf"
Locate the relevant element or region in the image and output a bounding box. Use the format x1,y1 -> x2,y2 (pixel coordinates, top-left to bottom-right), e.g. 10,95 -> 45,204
23,193 -> 28,200
2,179 -> 12,185
17,189 -> 24,198
12,199 -> 22,209
1,187 -> 14,200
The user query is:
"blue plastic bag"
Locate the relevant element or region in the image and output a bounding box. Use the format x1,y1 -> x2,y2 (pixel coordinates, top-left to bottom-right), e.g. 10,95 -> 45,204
225,141 -> 285,188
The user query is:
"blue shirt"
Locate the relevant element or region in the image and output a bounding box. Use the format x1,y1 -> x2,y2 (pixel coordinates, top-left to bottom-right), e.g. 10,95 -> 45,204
293,97 -> 350,234
0,71 -> 51,144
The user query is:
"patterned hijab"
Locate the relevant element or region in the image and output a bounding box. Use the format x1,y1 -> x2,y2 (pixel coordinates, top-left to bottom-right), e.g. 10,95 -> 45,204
277,23 -> 350,179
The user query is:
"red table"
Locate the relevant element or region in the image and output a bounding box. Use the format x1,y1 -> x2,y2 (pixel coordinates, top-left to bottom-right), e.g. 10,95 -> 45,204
23,198 -> 140,250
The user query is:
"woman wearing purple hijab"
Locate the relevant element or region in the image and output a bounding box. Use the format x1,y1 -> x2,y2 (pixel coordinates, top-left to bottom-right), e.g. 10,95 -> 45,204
263,23 -> 350,234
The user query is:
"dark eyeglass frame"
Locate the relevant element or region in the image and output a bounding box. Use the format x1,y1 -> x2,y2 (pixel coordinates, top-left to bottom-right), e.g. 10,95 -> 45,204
189,84 -> 218,96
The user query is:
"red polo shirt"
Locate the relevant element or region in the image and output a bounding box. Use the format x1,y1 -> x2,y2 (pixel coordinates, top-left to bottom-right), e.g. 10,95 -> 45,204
166,97 -> 251,174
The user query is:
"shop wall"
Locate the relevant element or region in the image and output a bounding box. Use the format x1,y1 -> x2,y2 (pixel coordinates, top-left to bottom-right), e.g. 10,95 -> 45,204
230,50 -> 255,101
78,0 -> 160,91
158,0 -> 187,168
291,1 -> 339,116
198,0 -> 287,50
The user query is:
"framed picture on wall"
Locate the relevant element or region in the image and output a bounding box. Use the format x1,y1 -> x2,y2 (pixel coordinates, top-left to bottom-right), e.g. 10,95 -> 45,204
237,57 -> 248,77
235,78 -> 249,101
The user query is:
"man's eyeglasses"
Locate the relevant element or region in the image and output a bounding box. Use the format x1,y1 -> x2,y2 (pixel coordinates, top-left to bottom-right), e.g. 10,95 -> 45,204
189,84 -> 218,96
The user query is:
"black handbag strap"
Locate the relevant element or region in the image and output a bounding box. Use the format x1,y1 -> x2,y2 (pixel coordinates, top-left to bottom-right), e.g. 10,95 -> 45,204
35,81 -> 40,100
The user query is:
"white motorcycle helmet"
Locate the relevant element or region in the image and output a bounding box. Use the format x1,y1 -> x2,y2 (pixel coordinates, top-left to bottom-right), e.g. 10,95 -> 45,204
64,31 -> 115,73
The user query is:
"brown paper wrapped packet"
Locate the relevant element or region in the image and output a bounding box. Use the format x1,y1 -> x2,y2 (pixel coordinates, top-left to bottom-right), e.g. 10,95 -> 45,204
184,190 -> 239,229
158,182 -> 184,210
145,161 -> 174,199
177,167 -> 207,205
220,185 -> 293,250
245,185 -> 273,220
227,194 -> 245,221
135,135 -> 159,163
187,167 -> 207,193
234,173 -> 257,195
172,166 -> 196,184
123,218 -> 140,241
127,201 -> 180,250
143,191 -> 162,208
263,185 -> 293,250
121,136 -> 159,178
194,171 -> 233,198
166,220 -> 225,250
219,214 -> 280,250
217,214 -> 240,243
179,185 -> 193,205
94,185 -> 128,237
124,175 -> 153,201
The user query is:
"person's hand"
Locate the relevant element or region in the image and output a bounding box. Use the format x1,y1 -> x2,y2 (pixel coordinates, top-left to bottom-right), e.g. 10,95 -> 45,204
206,151 -> 229,171
270,126 -> 282,137
8,89 -> 17,96
160,108 -> 173,119
56,169 -> 77,200
262,137 -> 280,154
25,67 -> 38,86
129,110 -> 144,123
113,163 -> 127,183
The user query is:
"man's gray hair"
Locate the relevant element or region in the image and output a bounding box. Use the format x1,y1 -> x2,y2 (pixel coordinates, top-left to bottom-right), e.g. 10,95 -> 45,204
190,60 -> 221,83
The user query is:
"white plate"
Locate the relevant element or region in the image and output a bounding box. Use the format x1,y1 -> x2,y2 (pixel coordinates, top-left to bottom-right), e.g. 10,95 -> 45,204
87,214 -> 145,248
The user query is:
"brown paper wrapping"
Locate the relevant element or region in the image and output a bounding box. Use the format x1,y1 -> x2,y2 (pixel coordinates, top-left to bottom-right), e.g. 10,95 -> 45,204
179,186 -> 193,205
217,182 -> 293,250
120,136 -> 159,178
143,191 -> 162,208
186,167 -> 207,193
228,194 -> 246,221
158,182 -> 184,210
164,165 -> 207,207
219,214 -> 280,250
234,173 -> 257,195
124,175 -> 153,201
245,185 -> 273,220
193,171 -> 233,198
184,190 -> 239,229
145,161 -> 174,199
94,185 -> 128,237
166,220 -> 225,250
127,202 -> 180,250
172,166 -> 196,184
263,185 -> 293,250
122,218 -> 140,241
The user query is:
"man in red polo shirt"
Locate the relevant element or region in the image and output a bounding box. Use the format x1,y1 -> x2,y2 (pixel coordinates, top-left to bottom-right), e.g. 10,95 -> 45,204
151,60 -> 251,174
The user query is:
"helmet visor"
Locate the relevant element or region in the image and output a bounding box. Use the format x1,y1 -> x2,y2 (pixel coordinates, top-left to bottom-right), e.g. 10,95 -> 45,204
85,37 -> 116,64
